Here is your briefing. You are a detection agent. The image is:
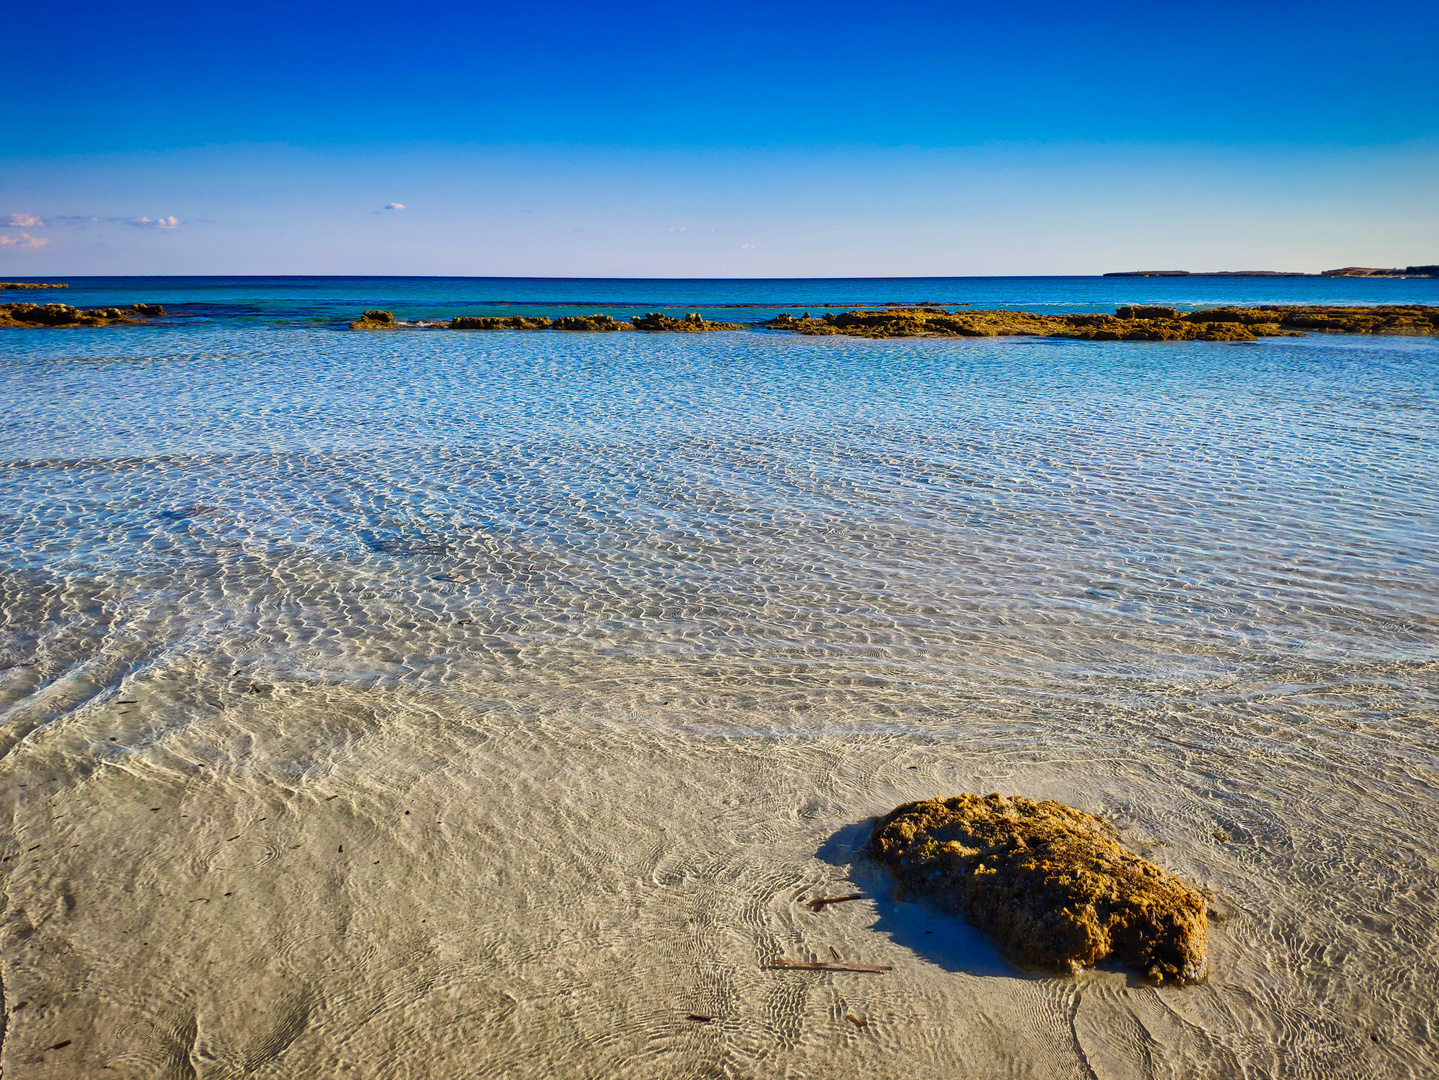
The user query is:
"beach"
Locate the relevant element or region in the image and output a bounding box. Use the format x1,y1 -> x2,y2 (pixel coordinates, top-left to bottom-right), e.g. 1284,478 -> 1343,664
2,279 -> 1438,1077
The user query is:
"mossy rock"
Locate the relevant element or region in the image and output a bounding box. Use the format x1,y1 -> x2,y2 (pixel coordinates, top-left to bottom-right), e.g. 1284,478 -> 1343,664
767,304 -> 1437,341
0,302 -> 141,328
1117,305 -> 1180,320
552,314 -> 628,332
349,309 -> 396,330
450,315 -> 554,330
0,282 -> 68,290
630,311 -> 744,332
870,793 -> 1209,983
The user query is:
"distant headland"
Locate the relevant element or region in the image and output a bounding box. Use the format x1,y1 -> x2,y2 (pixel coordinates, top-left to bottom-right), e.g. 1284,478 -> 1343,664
1105,266 -> 1439,278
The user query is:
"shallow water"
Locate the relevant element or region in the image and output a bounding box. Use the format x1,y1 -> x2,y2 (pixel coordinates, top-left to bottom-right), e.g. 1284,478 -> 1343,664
2,315 -> 1438,1078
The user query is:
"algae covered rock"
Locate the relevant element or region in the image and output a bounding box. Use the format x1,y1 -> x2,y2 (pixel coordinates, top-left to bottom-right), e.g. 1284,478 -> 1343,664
350,309 -> 396,330
450,315 -> 553,330
870,793 -> 1208,983
630,311 -> 744,331
1117,305 -> 1180,320
0,302 -> 143,328
0,282 -> 68,290
552,313 -> 628,331
765,303 -> 1437,341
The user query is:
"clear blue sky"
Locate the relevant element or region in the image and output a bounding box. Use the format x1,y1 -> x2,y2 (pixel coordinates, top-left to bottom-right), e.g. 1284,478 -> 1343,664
4,0 -> 1436,276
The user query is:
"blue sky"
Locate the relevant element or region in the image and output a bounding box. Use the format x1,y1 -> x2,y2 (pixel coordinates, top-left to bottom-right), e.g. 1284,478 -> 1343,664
4,0 -> 1436,276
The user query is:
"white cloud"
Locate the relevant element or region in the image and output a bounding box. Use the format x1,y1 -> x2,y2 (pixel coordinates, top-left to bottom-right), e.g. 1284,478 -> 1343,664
667,226 -> 686,233
128,215 -> 180,229
740,243 -> 755,250
0,233 -> 50,250
384,202 -> 405,210
5,213 -> 43,228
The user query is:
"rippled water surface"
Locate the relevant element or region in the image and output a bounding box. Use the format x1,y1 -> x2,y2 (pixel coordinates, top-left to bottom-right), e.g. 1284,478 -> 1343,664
2,318 -> 1437,1078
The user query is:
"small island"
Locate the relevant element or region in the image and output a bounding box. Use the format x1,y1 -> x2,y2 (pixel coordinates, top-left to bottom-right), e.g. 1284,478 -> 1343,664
1105,265 -> 1439,278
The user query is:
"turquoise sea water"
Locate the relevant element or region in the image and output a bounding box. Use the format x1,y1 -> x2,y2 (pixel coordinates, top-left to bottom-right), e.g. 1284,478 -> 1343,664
14,272 -> 1439,326
1,278 -> 1437,1078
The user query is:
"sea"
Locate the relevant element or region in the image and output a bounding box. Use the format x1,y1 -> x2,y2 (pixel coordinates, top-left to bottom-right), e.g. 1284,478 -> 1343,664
1,276 -> 1436,1078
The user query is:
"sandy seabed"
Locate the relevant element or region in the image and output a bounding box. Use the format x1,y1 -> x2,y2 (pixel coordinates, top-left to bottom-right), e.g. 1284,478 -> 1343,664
2,326 -> 1438,1077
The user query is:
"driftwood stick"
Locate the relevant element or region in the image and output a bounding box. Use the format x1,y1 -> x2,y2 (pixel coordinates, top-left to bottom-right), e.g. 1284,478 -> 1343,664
770,958 -> 892,973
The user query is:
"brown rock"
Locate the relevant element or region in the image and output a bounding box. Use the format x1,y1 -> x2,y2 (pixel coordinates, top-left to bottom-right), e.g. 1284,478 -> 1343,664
552,314 -> 628,332
450,315 -> 553,330
630,311 -> 744,331
870,793 -> 1209,983
349,309 -> 397,330
0,302 -> 142,328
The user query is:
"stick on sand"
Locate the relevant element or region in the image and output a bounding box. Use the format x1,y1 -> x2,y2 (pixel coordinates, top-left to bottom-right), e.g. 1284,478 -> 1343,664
770,958 -> 892,973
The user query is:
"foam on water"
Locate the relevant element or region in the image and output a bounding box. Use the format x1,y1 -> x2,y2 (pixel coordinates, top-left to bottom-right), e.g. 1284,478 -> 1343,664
1,323 -> 1437,1077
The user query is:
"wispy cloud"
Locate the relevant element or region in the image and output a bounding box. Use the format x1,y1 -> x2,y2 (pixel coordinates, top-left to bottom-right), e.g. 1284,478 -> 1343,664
384,202 -> 405,210
740,243 -> 755,250
667,226 -> 686,233
129,215 -> 180,229
0,233 -> 50,250
5,213 -> 44,228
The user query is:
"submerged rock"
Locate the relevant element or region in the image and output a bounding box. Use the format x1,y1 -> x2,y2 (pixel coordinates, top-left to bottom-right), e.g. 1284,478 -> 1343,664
0,302 -> 144,328
630,311 -> 744,331
870,793 -> 1208,983
450,315 -> 554,330
349,309 -> 397,330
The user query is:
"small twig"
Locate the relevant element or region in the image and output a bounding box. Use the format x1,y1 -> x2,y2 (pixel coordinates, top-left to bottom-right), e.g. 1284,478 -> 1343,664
770,958 -> 891,973
847,1013 -> 867,1028
808,894 -> 864,912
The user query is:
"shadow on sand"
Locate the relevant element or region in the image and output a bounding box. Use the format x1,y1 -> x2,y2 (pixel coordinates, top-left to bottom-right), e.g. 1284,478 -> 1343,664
819,818 -> 1151,988
819,817 -> 1049,980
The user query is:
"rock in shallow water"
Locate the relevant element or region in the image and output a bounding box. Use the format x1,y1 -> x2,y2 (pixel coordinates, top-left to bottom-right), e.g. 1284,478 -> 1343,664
870,793 -> 1208,983
349,309 -> 396,330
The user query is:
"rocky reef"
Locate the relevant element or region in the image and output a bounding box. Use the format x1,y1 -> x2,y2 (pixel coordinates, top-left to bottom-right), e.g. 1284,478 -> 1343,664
0,282 -> 68,290
552,314 -> 629,332
349,309 -> 397,330
451,315 -> 554,330
870,793 -> 1209,983
357,310 -> 746,332
768,304 -> 1439,340
0,302 -> 161,328
629,311 -> 744,332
